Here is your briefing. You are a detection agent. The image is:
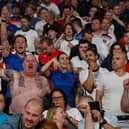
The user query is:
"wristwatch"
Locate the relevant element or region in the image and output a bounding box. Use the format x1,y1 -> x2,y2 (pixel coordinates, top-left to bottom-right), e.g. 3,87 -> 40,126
100,119 -> 107,127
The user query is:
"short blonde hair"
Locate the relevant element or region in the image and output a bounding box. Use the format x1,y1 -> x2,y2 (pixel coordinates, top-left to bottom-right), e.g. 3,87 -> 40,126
46,106 -> 57,121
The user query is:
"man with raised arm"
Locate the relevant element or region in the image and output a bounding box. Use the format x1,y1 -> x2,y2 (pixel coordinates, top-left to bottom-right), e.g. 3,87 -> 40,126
0,54 -> 50,114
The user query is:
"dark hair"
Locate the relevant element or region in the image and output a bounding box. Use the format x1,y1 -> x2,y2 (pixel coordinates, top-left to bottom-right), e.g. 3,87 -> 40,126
21,15 -> 31,22
86,47 -> 98,56
50,88 -> 68,109
79,39 -> 91,45
63,23 -> 75,35
13,34 -> 27,44
40,37 -> 53,46
37,7 -> 48,17
92,16 -> 102,23
83,28 -> 93,35
110,42 -> 127,57
12,2 -> 20,9
71,18 -> 83,28
63,5 -> 71,10
56,53 -> 67,61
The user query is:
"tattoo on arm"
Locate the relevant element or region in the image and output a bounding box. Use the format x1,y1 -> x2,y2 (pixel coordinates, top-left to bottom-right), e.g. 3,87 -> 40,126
19,76 -> 25,87
5,70 -> 14,79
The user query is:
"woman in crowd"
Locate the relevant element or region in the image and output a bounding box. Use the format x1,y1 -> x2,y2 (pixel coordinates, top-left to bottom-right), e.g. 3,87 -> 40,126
44,88 -> 83,128
57,23 -> 78,56
46,106 -> 67,129
41,53 -> 78,107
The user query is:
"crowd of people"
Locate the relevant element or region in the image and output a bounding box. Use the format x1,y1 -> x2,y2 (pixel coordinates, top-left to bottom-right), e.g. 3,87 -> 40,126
0,0 -> 129,129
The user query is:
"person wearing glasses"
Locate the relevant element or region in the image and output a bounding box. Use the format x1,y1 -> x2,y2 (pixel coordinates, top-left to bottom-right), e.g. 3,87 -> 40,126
43,88 -> 83,128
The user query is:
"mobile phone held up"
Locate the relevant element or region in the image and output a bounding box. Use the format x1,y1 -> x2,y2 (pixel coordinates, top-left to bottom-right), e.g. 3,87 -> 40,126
88,101 -> 100,111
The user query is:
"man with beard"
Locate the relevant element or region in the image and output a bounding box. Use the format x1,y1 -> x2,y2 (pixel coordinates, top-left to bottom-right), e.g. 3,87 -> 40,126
0,97 -> 44,129
15,15 -> 38,52
0,54 -> 50,114
79,47 -> 108,98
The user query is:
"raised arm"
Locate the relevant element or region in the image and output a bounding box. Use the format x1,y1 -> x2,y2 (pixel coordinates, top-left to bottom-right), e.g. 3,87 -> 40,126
1,8 -> 10,57
84,110 -> 94,129
112,14 -> 125,28
96,89 -> 104,110
78,103 -> 94,129
121,79 -> 129,113
0,69 -> 14,81
41,59 -> 54,75
80,62 -> 96,93
41,58 -> 59,74
54,33 -> 64,49
83,68 -> 95,93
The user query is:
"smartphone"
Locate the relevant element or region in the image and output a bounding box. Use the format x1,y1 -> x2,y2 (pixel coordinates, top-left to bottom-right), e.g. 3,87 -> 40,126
88,101 -> 100,111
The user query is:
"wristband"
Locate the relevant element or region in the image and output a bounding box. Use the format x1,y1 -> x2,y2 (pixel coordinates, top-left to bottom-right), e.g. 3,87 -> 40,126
100,119 -> 107,127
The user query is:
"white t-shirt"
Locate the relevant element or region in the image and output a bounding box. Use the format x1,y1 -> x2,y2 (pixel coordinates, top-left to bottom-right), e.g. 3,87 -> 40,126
59,39 -> 79,56
35,20 -> 46,32
71,56 -> 88,70
97,71 -> 129,114
91,35 -> 109,61
15,29 -> 38,52
79,67 -> 108,99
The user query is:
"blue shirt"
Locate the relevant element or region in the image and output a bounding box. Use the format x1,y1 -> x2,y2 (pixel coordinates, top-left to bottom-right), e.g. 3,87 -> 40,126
0,113 -> 9,125
4,53 -> 24,97
4,53 -> 24,71
73,31 -> 83,41
50,69 -> 77,107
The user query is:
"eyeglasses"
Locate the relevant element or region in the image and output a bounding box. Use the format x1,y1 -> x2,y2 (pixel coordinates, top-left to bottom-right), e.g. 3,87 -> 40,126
52,96 -> 63,100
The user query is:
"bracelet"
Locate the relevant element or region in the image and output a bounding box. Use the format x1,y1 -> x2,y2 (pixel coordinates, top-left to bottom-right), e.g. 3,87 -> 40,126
1,19 -> 7,23
100,119 -> 107,127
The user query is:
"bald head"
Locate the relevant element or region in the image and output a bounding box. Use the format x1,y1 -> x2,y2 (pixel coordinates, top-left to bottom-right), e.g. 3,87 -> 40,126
24,53 -> 38,63
24,97 -> 44,113
23,97 -> 44,129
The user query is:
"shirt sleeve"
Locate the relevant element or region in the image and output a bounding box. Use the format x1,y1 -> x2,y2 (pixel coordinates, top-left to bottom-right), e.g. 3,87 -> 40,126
66,108 -> 83,121
78,119 -> 85,129
104,112 -> 120,127
79,69 -> 89,85
96,73 -> 105,91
